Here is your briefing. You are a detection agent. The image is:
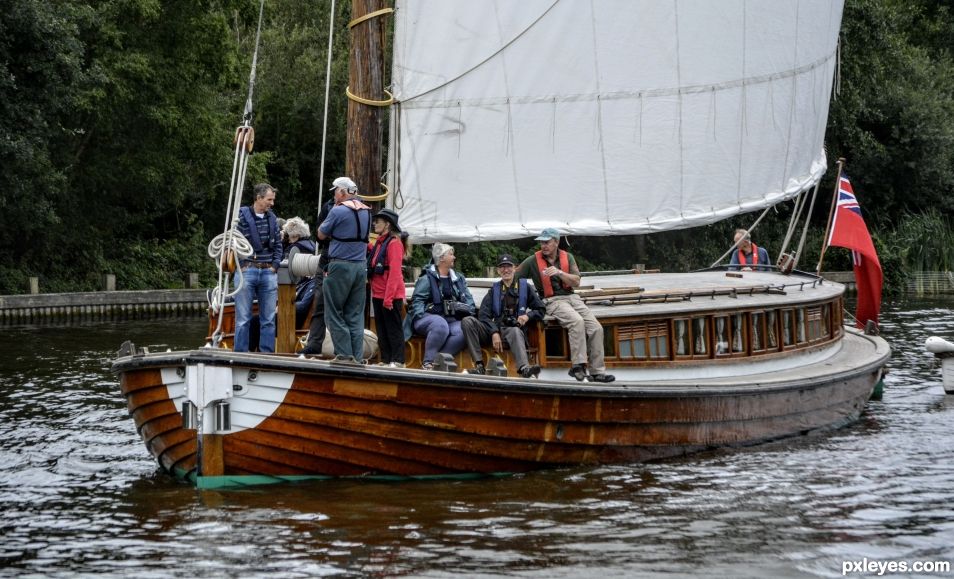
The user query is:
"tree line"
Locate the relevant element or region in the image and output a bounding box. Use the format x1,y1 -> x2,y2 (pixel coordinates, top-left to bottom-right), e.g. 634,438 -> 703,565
2,0 -> 952,295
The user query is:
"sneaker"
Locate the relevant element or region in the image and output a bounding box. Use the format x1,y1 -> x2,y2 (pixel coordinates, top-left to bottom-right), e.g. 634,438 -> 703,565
422,362 -> 434,371
519,365 -> 541,379
467,362 -> 486,375
568,364 -> 588,382
388,362 -> 406,368
590,373 -> 615,383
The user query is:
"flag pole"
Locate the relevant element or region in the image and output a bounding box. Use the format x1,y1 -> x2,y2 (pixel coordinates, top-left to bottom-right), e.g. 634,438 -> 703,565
815,158 -> 845,276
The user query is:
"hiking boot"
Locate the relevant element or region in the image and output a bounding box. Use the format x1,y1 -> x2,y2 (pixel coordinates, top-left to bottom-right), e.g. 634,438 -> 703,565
568,364 -> 588,382
590,373 -> 615,383
467,362 -> 486,375
519,365 -> 541,379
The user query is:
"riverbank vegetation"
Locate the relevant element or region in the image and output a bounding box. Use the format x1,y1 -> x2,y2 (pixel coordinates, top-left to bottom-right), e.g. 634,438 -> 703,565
2,0 -> 952,295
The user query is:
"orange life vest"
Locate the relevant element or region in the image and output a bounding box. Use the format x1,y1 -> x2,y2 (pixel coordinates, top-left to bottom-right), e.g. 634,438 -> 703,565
737,243 -> 761,266
534,249 -> 570,298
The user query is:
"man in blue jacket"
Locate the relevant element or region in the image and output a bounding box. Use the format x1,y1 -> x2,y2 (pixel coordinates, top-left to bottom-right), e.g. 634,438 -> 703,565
234,183 -> 282,352
317,177 -> 372,363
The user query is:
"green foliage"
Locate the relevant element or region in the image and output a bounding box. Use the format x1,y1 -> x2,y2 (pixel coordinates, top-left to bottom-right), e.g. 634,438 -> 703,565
108,227 -> 218,291
1,0 -> 953,297
877,209 -> 954,279
250,0 -> 352,221
829,0 -> 954,221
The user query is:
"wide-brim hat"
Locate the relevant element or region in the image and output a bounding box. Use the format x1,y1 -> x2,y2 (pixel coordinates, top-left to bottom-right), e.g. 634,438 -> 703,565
374,208 -> 401,232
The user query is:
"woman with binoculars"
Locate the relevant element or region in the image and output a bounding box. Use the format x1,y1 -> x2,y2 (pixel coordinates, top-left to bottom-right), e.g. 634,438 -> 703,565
403,242 -> 477,370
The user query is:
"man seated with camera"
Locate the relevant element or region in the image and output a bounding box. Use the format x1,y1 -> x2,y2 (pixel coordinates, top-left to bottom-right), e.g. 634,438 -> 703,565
403,243 -> 477,370
462,254 -> 545,378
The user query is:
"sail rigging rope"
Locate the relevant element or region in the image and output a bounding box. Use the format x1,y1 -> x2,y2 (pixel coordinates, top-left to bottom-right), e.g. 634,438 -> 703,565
316,0 -> 338,216
206,0 -> 266,348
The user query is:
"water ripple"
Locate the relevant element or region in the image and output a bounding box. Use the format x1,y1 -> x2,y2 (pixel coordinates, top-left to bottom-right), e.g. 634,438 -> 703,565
1,305 -> 954,576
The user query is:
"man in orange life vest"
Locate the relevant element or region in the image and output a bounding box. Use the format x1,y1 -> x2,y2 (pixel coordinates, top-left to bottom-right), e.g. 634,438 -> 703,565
514,228 -> 615,383
728,228 -> 771,272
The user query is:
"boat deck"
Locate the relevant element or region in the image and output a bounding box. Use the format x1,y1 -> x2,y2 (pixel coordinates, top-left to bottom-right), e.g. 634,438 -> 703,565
463,270 -> 843,319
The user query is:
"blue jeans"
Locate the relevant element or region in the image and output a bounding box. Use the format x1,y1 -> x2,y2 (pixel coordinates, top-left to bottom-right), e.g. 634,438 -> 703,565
323,260 -> 367,359
234,266 -> 278,352
413,313 -> 465,365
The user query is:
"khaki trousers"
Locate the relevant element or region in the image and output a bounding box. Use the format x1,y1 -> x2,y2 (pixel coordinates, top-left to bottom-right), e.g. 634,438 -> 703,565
545,293 -> 606,374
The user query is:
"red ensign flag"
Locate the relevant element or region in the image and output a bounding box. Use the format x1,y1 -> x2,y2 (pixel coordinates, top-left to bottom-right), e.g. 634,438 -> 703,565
827,174 -> 883,328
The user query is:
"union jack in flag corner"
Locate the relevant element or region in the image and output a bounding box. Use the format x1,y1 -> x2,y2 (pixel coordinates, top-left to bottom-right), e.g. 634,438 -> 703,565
827,172 -> 883,328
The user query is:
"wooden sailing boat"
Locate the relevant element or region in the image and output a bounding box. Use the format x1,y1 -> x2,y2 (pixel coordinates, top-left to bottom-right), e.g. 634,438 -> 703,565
113,0 -> 890,488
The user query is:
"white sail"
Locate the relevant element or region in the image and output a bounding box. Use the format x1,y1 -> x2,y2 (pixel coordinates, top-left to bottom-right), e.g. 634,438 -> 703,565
389,0 -> 844,243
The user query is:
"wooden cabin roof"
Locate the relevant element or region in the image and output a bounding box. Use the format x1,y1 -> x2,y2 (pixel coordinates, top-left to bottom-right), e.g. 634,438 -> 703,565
445,270 -> 843,319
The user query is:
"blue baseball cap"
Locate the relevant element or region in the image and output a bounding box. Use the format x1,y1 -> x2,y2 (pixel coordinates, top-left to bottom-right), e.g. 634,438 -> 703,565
534,227 -> 560,241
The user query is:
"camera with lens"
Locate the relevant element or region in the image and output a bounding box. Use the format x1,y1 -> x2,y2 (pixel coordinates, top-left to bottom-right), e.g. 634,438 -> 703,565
501,314 -> 518,327
372,262 -> 385,276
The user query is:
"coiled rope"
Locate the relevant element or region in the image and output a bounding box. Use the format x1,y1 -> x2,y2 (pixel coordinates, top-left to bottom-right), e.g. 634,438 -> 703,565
207,0 -> 266,348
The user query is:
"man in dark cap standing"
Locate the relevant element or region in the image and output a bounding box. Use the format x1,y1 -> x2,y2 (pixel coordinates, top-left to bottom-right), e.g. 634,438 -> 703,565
461,254 -> 545,378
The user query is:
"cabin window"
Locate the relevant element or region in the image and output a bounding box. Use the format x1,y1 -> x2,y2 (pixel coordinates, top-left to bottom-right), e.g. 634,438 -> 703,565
732,313 -> 746,353
675,319 -> 690,356
545,326 -> 566,358
693,318 -> 708,355
821,303 -> 831,337
766,310 -> 778,349
782,309 -> 794,346
603,326 -> 617,357
714,316 -> 729,355
796,308 -> 807,343
648,322 -> 668,358
618,321 -> 668,360
751,311 -> 765,352
806,306 -> 823,342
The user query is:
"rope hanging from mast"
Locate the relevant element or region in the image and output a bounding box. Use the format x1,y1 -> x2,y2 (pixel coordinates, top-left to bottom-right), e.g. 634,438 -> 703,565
316,0 -> 339,215
206,0 -> 267,348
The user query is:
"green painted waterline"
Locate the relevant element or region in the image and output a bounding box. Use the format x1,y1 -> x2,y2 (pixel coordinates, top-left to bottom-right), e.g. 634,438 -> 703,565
173,467 -> 514,490
870,378 -> 885,401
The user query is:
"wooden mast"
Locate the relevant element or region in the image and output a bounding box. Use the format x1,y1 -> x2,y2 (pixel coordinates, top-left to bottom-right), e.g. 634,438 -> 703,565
346,1 -> 391,207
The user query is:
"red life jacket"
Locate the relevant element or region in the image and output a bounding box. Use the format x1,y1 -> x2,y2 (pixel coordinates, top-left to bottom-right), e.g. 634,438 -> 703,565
737,243 -> 761,266
534,249 -> 570,298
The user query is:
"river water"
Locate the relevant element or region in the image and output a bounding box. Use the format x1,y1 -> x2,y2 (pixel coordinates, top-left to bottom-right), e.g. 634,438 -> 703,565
1,299 -> 953,578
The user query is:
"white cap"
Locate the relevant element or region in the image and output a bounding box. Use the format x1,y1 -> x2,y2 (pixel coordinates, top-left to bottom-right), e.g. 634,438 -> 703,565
330,176 -> 358,193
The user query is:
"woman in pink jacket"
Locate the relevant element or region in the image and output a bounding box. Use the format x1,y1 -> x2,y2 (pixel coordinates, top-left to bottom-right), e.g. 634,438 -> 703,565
368,209 -> 410,367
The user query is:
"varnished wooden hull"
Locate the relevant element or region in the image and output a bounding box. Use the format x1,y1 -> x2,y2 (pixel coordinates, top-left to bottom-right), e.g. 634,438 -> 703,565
115,327 -> 889,487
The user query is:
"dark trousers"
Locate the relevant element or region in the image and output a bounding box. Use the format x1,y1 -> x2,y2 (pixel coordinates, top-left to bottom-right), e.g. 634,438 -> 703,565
372,297 -> 406,364
460,317 -> 530,370
302,277 -> 326,354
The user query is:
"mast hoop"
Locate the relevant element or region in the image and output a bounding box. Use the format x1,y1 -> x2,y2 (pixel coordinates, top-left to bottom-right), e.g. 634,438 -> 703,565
347,7 -> 393,29
346,87 -> 394,107
358,182 -> 390,202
